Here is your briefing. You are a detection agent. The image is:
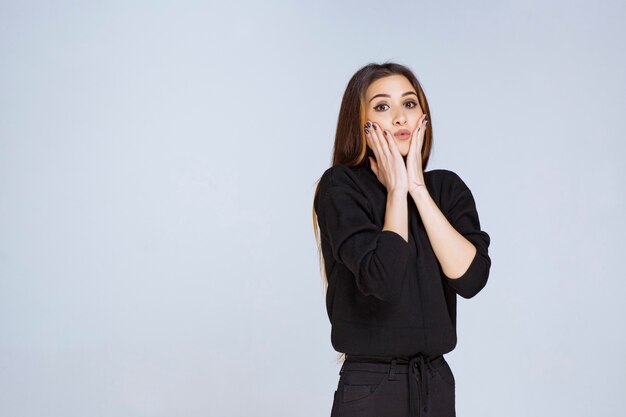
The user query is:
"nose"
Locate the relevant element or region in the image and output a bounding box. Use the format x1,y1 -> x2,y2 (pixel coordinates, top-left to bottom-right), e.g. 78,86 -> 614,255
393,109 -> 407,126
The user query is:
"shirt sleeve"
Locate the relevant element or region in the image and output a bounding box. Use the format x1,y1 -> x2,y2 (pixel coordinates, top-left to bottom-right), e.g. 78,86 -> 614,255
442,176 -> 492,299
316,183 -> 412,302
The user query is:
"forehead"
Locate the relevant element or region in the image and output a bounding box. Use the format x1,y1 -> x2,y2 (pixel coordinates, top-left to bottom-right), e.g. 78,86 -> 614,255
366,75 -> 415,98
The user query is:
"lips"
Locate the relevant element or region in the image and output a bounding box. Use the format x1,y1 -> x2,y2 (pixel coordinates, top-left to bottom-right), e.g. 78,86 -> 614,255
393,129 -> 411,139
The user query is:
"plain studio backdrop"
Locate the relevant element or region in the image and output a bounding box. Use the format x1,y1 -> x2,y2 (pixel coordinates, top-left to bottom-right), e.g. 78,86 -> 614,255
1,1 -> 624,416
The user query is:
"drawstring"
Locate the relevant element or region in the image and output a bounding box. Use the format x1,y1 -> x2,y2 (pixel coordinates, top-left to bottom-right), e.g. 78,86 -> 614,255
408,353 -> 436,416
342,352 -> 441,417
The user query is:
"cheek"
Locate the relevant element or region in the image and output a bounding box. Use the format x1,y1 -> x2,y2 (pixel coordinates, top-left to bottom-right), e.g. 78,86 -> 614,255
366,114 -> 391,129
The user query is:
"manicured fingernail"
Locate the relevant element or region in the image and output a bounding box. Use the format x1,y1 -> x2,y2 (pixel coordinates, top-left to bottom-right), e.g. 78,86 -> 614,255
366,121 -> 372,128
373,124 -> 377,130
365,127 -> 369,134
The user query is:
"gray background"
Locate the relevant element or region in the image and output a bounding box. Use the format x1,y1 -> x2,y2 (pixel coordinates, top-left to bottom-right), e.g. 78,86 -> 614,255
1,1 -> 624,416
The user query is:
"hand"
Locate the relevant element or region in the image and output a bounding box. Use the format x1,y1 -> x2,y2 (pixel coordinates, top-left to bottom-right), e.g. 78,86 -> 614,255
365,121 -> 409,194
406,114 -> 428,194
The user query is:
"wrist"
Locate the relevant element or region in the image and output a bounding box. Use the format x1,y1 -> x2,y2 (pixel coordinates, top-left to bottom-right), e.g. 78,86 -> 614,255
409,185 -> 429,200
388,188 -> 408,198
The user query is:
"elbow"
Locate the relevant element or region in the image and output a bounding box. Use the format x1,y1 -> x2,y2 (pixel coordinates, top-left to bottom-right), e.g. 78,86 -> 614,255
456,273 -> 489,299
375,282 -> 405,303
445,249 -> 491,299
350,230 -> 412,302
356,255 -> 410,303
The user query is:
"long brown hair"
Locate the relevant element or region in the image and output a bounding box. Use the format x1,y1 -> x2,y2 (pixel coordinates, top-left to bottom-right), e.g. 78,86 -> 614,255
311,62 -> 434,363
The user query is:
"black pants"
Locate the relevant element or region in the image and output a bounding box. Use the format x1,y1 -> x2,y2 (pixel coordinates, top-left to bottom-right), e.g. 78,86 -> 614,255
330,353 -> 456,417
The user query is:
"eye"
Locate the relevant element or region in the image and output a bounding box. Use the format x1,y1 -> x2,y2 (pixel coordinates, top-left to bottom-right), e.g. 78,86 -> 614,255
373,101 -> 418,112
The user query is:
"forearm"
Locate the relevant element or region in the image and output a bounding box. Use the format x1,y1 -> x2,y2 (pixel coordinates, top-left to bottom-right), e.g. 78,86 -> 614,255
409,187 -> 476,279
383,190 -> 409,243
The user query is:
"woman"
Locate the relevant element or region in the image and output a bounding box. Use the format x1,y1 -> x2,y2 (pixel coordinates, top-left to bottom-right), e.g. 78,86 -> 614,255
312,62 -> 492,417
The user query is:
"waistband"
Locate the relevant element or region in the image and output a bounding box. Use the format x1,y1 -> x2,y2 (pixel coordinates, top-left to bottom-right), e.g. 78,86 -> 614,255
340,353 -> 444,417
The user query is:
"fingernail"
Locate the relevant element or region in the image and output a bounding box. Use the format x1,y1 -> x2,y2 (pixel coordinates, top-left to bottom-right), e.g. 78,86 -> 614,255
373,124 -> 377,130
366,121 -> 372,128
365,127 -> 369,134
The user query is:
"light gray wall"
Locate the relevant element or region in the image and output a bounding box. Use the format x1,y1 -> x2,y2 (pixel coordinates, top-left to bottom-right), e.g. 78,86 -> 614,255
1,1 -> 624,416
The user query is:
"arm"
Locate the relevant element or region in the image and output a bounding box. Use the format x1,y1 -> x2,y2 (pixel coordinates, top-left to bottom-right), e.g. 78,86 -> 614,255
410,187 -> 476,277
316,183 -> 411,302
409,178 -> 491,298
383,190 -> 409,242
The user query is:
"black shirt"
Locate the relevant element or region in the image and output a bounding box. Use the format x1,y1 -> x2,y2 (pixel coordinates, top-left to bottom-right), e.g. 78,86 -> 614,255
314,160 -> 491,356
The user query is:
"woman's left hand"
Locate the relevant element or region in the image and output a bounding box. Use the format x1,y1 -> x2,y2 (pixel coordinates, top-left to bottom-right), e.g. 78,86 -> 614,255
406,114 -> 428,194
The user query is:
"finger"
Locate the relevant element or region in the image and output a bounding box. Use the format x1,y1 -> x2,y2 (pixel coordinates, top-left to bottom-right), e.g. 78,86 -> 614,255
369,124 -> 388,171
418,114 -> 427,135
372,123 -> 391,156
418,117 -> 428,148
384,129 -> 402,157
365,123 -> 381,155
407,128 -> 416,161
365,125 -> 382,163
411,115 -> 427,151
412,115 -> 425,140
382,129 -> 397,157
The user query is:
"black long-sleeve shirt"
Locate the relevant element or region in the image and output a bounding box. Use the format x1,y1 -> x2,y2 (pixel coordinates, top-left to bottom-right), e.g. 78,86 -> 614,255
314,160 -> 491,356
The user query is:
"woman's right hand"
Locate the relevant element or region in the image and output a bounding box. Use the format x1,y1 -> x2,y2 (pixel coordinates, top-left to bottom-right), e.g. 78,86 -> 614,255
365,121 -> 409,194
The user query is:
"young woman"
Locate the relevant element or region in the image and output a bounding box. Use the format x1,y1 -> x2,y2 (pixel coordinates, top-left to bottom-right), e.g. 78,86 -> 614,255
312,62 -> 492,417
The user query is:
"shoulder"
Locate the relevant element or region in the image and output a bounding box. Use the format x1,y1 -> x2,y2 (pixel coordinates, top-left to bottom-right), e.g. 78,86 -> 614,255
319,164 -> 360,187
426,168 -> 470,194
315,164 -> 370,213
318,164 -> 363,198
425,169 -> 476,215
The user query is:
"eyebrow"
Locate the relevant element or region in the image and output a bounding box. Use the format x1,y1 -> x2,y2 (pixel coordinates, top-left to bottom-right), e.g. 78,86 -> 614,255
369,91 -> 418,103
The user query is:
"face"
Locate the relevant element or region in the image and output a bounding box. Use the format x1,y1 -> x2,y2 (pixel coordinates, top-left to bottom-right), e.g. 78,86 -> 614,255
364,74 -> 424,157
